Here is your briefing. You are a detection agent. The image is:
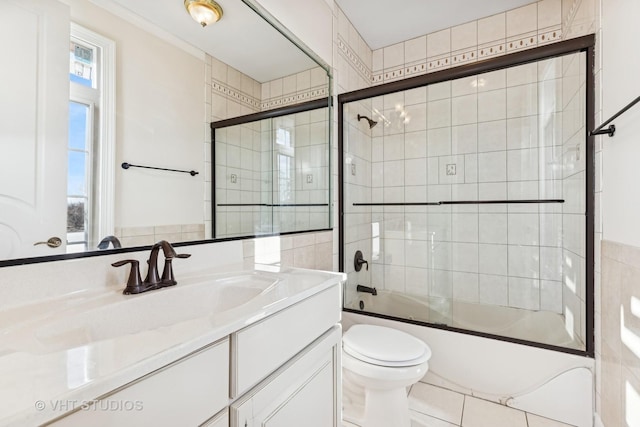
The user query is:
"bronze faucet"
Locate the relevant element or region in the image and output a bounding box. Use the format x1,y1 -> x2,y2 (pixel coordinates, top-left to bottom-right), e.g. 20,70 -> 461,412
97,235 -> 122,249
112,240 -> 191,294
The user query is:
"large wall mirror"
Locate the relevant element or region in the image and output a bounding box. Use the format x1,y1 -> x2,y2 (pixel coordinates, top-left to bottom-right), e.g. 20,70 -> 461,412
0,0 -> 331,265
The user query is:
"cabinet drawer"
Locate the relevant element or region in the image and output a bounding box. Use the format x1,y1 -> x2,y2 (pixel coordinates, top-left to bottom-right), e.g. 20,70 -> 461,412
201,408 -> 228,427
231,326 -> 341,427
231,285 -> 340,397
50,338 -> 229,427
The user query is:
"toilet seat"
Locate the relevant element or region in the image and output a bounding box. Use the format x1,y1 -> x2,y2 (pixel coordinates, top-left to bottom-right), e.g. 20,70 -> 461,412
343,325 -> 431,367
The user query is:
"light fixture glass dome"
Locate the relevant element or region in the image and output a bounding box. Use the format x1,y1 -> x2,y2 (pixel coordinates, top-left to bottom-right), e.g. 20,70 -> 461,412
184,0 -> 223,27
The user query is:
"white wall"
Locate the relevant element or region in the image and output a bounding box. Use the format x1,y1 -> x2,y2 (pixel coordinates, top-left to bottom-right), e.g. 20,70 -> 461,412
255,0 -> 333,67
69,0 -> 205,229
601,0 -> 640,247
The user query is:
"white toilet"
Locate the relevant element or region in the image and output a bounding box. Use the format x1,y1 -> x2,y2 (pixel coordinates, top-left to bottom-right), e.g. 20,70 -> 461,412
342,324 -> 432,427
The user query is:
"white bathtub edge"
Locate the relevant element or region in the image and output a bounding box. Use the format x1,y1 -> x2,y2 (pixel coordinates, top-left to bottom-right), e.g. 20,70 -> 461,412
506,367 -> 593,427
342,312 -> 595,427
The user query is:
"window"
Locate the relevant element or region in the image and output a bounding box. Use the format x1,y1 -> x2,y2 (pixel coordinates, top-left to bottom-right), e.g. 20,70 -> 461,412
275,126 -> 294,204
66,99 -> 94,252
66,24 -> 115,253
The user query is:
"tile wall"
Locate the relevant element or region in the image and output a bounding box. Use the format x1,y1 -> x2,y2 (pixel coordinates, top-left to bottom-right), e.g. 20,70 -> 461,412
213,107 -> 330,239
560,50 -> 588,346
213,121 -> 263,238
600,241 -> 640,427
344,55 -> 588,322
561,0 -> 602,420
205,55 -> 262,239
333,4 -> 378,274
241,230 -> 333,271
341,1 -> 594,348
205,40 -> 333,266
270,109 -> 331,234
114,224 -> 205,248
343,99 -> 374,297
371,0 -> 563,85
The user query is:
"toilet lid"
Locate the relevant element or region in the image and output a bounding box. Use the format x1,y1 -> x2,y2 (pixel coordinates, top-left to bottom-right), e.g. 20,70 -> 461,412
343,325 -> 431,367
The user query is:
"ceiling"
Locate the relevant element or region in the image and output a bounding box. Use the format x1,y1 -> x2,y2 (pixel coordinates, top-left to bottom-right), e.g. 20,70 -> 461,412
335,0 -> 537,50
97,0 -> 538,82
102,0 -> 318,83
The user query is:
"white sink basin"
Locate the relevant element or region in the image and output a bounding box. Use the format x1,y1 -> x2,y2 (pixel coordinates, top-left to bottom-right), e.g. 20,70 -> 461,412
1,272 -> 279,354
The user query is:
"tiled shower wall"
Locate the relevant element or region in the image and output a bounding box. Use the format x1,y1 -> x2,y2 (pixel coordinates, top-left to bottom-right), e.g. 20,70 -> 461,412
206,55 -> 262,239
206,55 -> 330,239
341,0 -> 566,293
370,0 -> 563,86
203,0 -> 368,270
600,241 -> 640,427
213,121 -> 263,238
342,1 -> 592,318
560,51 -> 588,346
345,56 -> 588,317
270,109 -> 331,234
343,99 -> 374,295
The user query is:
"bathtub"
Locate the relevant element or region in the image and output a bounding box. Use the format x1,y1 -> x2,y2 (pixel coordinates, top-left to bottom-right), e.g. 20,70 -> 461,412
348,290 -> 583,350
342,290 -> 594,427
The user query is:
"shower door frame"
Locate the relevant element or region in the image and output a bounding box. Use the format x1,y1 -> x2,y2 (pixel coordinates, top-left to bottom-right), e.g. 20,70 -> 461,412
338,34 -> 596,357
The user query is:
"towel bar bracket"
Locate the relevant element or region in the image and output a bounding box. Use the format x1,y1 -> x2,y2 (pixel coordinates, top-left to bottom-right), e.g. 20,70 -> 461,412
590,124 -> 615,137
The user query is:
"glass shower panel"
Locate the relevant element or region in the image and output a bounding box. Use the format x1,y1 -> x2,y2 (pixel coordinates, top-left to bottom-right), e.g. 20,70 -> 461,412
343,51 -> 588,351
213,106 -> 330,239
215,120 -> 269,238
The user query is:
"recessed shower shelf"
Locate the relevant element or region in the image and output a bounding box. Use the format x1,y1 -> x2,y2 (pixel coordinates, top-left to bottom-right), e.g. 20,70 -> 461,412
352,199 -> 565,206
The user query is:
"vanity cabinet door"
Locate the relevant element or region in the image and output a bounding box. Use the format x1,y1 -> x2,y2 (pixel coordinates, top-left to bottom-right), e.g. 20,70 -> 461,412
50,338 -> 229,427
231,285 -> 341,398
231,326 -> 341,427
201,409 -> 228,427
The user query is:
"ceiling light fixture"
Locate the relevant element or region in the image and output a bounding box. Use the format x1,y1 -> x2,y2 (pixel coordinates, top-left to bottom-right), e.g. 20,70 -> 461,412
184,0 -> 223,27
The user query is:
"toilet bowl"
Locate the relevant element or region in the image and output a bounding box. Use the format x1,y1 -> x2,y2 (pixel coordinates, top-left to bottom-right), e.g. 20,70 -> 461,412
342,324 -> 431,427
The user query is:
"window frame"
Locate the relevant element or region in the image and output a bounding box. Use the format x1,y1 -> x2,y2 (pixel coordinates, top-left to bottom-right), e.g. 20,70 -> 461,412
68,23 -> 116,251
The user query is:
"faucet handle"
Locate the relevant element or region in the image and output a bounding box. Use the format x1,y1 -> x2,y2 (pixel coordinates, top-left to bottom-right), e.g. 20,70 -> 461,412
354,250 -> 369,272
112,259 -> 152,295
160,252 -> 191,287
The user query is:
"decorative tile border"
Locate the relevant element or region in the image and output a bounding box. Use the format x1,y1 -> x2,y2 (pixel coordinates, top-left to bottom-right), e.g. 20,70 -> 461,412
451,48 -> 478,66
261,86 -> 330,110
337,35 -> 372,84
400,61 -> 429,80
211,79 -> 260,111
380,65 -> 406,83
506,31 -> 539,52
371,25 -> 563,85
538,27 -> 563,45
478,42 -> 507,59
426,54 -> 452,73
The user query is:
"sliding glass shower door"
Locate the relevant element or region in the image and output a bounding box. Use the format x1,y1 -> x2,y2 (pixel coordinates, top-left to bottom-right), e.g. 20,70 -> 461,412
341,44 -> 592,353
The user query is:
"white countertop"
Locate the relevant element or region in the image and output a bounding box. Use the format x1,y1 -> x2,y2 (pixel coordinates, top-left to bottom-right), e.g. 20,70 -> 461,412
0,264 -> 344,426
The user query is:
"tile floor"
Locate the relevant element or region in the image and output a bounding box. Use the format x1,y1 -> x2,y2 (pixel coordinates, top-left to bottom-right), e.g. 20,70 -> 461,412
344,382 -> 577,427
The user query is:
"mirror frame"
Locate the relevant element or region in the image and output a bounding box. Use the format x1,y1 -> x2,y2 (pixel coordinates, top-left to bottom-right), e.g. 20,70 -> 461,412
0,0 -> 332,268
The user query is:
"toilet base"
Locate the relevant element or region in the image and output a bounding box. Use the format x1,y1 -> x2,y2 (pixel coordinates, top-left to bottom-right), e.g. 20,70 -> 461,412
363,387 -> 410,427
343,371 -> 411,427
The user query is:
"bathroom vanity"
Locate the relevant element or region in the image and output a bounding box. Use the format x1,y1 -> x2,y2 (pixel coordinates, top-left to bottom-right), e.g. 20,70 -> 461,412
0,265 -> 344,426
